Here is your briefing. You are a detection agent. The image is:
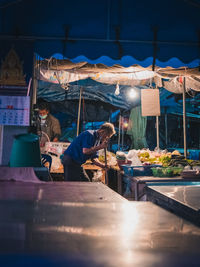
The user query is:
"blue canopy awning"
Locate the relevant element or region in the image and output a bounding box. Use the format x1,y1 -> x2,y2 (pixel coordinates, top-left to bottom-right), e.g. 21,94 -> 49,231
1,0 -> 200,67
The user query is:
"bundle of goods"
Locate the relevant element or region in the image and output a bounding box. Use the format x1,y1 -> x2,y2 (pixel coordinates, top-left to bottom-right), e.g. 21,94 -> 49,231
181,160 -> 200,179
151,153 -> 200,178
167,155 -> 188,167
120,149 -> 159,176
98,150 -> 118,167
122,149 -> 181,177
84,150 -> 118,169
137,149 -> 184,166
116,151 -> 129,169
120,147 -> 200,177
181,168 -> 200,179
43,142 -> 70,172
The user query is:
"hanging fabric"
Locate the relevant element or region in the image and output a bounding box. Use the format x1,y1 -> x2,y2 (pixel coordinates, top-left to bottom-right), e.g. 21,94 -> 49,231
127,106 -> 148,149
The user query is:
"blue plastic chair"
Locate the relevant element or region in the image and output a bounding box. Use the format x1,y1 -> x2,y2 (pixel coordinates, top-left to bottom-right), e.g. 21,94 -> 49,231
41,154 -> 52,171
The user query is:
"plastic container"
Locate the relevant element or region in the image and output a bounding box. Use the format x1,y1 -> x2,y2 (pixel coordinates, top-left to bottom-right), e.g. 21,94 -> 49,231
151,167 -> 183,177
122,165 -> 155,176
117,159 -> 132,170
10,133 -> 42,167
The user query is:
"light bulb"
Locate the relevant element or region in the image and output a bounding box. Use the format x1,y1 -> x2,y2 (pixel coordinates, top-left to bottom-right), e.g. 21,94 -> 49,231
115,83 -> 120,95
128,88 -> 137,99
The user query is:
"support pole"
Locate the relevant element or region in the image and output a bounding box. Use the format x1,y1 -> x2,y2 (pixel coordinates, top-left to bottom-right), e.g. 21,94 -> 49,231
121,116 -> 124,151
183,77 -> 187,158
152,27 -> 159,150
0,125 -> 4,165
104,148 -> 108,185
32,54 -> 38,106
118,115 -> 121,150
165,113 -> 168,147
156,116 -> 159,149
76,87 -> 82,136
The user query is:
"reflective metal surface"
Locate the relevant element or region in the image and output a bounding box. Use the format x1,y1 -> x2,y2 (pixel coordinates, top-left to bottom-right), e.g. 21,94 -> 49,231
147,183 -> 200,211
0,182 -> 200,266
146,183 -> 200,227
0,181 -> 126,202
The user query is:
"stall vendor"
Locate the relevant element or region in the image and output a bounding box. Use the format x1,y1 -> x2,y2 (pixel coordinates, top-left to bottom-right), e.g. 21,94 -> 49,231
62,122 -> 116,181
37,102 -> 61,146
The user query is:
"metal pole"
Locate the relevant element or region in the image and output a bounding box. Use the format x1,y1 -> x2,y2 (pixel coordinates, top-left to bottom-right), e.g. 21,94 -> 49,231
76,87 -> 82,136
32,54 -> 38,105
156,116 -> 159,149
118,115 -> 121,150
104,148 -> 108,185
165,113 -> 168,147
122,117 -> 124,151
0,125 -> 4,165
183,77 -> 187,158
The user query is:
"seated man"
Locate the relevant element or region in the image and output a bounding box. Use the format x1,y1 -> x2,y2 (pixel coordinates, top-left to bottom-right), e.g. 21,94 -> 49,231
37,102 -> 61,145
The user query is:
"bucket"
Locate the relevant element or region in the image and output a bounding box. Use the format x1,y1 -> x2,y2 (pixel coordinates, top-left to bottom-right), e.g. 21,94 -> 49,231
10,133 -> 42,167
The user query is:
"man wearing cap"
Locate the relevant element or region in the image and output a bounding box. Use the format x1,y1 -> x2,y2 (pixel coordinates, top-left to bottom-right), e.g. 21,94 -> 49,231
62,122 -> 115,181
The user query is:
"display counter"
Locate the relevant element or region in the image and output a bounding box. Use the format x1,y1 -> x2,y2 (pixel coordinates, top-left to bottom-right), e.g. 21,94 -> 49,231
1,181 -> 200,266
146,182 -> 200,226
123,175 -> 200,201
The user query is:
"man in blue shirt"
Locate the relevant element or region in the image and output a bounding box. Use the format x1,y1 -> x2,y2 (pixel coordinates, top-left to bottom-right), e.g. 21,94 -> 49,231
62,122 -> 115,181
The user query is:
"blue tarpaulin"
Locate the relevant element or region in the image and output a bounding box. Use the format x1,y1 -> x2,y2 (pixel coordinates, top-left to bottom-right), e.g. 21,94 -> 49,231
38,78 -> 143,110
0,0 -> 200,67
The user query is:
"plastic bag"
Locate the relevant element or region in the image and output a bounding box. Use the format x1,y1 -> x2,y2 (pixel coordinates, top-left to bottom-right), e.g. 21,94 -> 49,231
127,149 -> 142,166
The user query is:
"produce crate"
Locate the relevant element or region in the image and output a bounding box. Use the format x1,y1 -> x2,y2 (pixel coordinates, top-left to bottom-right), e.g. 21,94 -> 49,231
151,167 -> 183,177
122,164 -> 161,176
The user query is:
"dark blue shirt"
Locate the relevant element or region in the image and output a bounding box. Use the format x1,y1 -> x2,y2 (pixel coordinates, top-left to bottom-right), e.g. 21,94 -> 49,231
64,130 -> 99,164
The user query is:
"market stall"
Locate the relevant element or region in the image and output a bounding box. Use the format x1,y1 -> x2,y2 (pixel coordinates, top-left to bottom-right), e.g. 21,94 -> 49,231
114,148 -> 200,200
36,62 -> 200,190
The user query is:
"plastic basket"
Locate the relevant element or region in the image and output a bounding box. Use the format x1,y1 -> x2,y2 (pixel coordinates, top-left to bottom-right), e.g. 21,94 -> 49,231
122,165 -> 156,176
151,167 -> 183,177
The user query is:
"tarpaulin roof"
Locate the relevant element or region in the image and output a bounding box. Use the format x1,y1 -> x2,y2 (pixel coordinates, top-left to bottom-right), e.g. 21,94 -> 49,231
37,59 -> 200,114
1,0 -> 200,67
37,59 -> 200,93
37,78 -> 143,110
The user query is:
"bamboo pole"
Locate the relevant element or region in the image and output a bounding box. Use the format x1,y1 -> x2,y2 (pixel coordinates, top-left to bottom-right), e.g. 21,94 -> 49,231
76,87 -> 82,136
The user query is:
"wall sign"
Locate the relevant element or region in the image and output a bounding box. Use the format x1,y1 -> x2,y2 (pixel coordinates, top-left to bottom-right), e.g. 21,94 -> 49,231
141,89 -> 160,116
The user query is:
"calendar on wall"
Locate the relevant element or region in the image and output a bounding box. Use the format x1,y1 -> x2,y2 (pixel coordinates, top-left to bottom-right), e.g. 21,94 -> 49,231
0,96 -> 30,126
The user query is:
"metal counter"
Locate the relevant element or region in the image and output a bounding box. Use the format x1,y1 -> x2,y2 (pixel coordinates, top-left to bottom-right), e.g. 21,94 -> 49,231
146,182 -> 200,226
0,181 -> 200,266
